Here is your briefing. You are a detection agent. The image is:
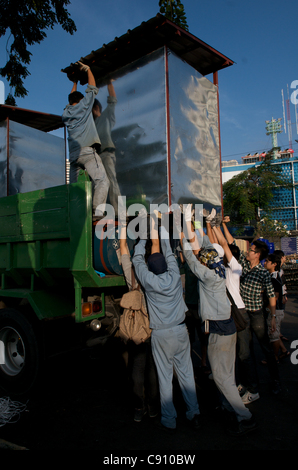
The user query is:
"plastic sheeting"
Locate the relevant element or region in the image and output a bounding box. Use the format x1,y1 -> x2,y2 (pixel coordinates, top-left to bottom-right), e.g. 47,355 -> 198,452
0,120 -> 66,197
95,46 -> 221,212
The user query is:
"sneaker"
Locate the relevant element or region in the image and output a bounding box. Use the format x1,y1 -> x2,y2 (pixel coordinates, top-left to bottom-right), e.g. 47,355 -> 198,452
237,384 -> 246,397
228,417 -> 258,436
134,408 -> 147,422
148,406 -> 159,418
241,390 -> 260,405
189,414 -> 202,429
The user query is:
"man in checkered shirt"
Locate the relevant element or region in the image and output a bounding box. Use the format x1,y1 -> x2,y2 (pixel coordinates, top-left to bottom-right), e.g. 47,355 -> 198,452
239,243 -> 276,315
222,217 -> 281,400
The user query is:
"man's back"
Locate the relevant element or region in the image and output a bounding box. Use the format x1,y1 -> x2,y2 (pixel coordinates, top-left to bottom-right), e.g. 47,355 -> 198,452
133,238 -> 187,330
62,85 -> 100,158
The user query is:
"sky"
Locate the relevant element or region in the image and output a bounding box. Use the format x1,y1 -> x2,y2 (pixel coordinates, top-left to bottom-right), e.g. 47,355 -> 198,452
1,0 -> 298,163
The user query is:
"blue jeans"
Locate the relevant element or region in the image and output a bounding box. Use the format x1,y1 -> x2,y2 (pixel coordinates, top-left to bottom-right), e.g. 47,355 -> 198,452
151,323 -> 200,429
70,147 -> 110,214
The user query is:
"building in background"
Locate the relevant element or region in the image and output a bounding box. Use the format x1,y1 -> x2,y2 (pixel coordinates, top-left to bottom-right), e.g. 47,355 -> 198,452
222,149 -> 298,231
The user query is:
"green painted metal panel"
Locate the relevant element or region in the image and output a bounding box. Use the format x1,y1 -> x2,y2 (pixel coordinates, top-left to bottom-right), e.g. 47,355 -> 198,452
0,171 -> 126,322
0,287 -> 74,320
0,195 -> 18,216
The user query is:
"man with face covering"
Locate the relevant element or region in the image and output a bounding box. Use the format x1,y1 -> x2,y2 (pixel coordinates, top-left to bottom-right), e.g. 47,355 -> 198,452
132,210 -> 200,433
179,205 -> 257,436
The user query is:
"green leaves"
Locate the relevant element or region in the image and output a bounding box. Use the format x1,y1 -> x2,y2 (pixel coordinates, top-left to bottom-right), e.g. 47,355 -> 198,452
0,0 -> 76,101
254,216 -> 290,239
159,0 -> 189,31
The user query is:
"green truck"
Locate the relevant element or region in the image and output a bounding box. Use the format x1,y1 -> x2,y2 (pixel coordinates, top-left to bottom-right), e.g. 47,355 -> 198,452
0,108 -> 130,396
0,170 -> 130,395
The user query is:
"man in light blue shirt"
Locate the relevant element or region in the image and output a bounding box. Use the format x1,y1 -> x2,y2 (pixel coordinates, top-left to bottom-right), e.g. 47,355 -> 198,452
132,214 -> 200,432
62,62 -> 109,217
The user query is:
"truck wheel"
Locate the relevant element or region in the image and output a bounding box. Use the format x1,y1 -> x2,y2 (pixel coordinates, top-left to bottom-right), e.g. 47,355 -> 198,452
0,308 -> 40,395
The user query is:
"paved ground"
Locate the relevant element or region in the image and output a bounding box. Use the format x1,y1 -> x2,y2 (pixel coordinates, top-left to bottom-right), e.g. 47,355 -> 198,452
1,293 -> 298,453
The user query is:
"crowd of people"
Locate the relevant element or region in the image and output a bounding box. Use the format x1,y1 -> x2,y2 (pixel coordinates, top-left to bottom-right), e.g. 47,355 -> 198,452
119,206 -> 289,437
61,63 -> 289,437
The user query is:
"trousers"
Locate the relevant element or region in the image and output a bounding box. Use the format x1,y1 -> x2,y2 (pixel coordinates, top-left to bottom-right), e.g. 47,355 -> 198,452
70,147 -> 110,213
208,332 -> 252,422
151,323 -> 200,429
128,340 -> 159,411
100,150 -> 122,216
237,308 -> 280,392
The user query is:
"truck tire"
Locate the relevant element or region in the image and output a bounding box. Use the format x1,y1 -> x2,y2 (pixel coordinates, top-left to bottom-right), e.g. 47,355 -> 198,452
0,308 -> 40,395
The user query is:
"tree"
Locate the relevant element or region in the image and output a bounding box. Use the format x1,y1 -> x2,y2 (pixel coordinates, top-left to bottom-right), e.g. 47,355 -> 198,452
254,216 -> 290,240
222,149 -> 292,224
0,0 -> 76,104
159,0 -> 189,31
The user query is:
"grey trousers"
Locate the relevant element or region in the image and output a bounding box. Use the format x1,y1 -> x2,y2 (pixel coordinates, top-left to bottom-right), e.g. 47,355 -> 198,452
100,150 -> 122,216
70,147 -> 110,214
208,332 -> 252,422
151,323 -> 200,429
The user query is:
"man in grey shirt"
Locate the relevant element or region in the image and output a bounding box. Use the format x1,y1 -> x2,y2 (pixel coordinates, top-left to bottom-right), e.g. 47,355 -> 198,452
132,213 -> 200,432
62,62 -> 109,217
179,205 -> 256,436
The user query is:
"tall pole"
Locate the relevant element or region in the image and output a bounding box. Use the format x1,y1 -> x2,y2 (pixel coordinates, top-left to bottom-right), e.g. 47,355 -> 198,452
287,84 -> 293,148
265,117 -> 282,158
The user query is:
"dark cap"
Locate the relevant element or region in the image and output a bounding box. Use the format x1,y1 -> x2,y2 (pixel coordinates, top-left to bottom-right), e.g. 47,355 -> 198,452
147,253 -> 167,275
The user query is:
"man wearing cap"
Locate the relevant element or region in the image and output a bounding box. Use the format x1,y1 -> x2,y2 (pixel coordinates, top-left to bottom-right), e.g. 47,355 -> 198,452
132,210 -> 200,433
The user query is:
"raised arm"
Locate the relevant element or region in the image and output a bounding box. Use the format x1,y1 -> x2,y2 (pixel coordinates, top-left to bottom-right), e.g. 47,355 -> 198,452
77,61 -> 96,87
212,225 -> 233,263
87,68 -> 96,87
150,210 -> 160,255
204,208 -> 216,244
70,80 -> 77,93
107,80 -> 116,98
221,215 -> 234,244
184,204 -> 201,254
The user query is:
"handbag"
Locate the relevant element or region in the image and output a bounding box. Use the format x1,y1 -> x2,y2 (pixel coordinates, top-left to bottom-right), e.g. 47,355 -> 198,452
226,288 -> 247,332
118,268 -> 151,345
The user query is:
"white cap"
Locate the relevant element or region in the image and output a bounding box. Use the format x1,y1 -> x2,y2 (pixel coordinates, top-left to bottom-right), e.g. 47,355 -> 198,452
212,243 -> 224,258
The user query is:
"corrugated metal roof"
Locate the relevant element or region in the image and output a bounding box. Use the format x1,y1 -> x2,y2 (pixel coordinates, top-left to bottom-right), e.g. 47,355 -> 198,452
0,105 -> 64,132
62,13 -> 234,83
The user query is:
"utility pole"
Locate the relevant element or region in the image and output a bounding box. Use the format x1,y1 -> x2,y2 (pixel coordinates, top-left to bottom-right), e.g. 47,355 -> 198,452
265,117 -> 282,158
